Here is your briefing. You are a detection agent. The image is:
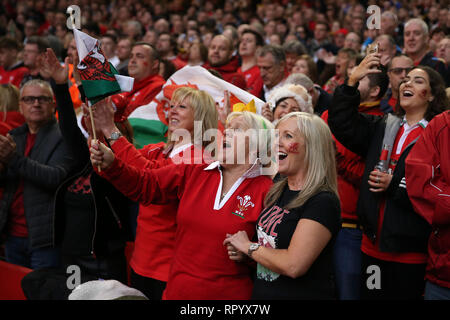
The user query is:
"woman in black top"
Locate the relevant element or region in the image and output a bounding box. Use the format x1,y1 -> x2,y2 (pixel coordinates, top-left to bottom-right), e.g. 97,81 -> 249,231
224,112 -> 341,299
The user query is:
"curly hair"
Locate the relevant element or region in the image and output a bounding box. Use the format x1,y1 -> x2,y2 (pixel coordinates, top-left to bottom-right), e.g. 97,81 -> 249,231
395,66 -> 449,122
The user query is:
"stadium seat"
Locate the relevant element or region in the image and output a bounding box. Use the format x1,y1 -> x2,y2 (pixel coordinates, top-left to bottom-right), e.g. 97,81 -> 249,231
0,260 -> 32,300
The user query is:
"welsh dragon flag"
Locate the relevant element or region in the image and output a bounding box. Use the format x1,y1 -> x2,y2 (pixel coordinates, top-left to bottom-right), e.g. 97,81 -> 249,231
73,29 -> 134,104
128,65 -> 265,149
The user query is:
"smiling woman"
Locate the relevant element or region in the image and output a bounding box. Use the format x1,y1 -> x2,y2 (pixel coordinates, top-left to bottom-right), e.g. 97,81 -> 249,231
86,86 -> 219,300
224,112 -> 341,300
89,111 -> 275,300
261,83 -> 313,124
328,55 -> 449,300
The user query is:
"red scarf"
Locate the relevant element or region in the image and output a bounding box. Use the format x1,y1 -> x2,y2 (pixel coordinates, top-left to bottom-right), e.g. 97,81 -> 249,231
203,57 -> 247,89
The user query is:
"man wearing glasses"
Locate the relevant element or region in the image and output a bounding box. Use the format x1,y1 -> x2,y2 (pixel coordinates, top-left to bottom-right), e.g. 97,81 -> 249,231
0,80 -> 74,270
380,55 -> 414,114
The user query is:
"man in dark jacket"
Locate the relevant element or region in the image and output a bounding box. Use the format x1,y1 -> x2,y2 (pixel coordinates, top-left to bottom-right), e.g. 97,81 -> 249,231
404,18 -> 449,86
0,79 -> 74,269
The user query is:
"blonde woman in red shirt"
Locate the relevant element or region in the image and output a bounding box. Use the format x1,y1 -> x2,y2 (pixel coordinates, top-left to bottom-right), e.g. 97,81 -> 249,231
90,86 -> 219,300
90,111 -> 275,300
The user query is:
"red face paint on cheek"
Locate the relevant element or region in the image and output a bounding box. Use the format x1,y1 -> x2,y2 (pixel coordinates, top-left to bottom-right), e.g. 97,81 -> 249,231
143,62 -> 149,66
288,142 -> 300,154
420,89 -> 428,98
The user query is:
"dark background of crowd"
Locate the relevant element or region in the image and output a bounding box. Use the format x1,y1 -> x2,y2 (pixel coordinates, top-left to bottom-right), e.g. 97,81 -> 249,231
0,0 -> 449,302
0,0 -> 448,66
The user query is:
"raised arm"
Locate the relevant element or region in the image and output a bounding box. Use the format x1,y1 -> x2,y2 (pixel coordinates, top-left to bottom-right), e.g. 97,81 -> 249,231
90,140 -> 188,206
328,53 -> 384,158
42,48 -> 90,169
90,97 -> 174,170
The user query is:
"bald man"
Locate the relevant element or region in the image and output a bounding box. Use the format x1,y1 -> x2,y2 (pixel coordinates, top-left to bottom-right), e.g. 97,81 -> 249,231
204,35 -> 246,89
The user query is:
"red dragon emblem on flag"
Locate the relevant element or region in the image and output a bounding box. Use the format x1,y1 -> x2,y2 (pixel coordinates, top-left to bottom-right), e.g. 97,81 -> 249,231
77,43 -> 117,82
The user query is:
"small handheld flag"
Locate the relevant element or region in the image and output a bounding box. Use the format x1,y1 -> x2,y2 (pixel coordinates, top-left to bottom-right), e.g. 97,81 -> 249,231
72,27 -> 134,172
73,29 -> 134,105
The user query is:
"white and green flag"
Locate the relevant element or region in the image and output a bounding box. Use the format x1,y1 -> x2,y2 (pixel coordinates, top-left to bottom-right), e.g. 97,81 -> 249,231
73,29 -> 134,105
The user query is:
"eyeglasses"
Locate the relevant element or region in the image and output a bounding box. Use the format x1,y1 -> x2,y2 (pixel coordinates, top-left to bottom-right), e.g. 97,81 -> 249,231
21,96 -> 53,104
388,67 -> 413,75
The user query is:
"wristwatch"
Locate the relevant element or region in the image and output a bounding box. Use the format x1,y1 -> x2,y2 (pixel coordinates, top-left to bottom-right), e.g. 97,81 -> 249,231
248,243 -> 260,258
106,131 -> 123,143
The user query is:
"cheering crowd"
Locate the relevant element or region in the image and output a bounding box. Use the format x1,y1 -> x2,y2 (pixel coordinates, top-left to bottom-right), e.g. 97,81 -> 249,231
0,0 -> 449,300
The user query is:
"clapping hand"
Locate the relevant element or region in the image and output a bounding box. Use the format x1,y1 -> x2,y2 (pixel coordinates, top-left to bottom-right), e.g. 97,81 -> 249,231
0,134 -> 16,164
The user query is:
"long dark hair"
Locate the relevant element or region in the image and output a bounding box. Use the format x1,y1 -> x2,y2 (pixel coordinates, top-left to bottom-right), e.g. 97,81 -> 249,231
395,66 -> 449,121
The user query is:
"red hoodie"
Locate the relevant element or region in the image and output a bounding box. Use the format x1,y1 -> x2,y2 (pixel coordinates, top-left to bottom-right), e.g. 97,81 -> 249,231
112,73 -> 165,119
406,110 -> 450,289
204,56 -> 247,90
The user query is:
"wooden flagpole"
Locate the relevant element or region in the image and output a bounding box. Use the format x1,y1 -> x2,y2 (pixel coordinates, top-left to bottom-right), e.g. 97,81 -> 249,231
86,98 -> 101,172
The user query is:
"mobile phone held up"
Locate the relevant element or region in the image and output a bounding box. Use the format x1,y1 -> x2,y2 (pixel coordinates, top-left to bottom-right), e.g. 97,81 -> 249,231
367,42 -> 378,55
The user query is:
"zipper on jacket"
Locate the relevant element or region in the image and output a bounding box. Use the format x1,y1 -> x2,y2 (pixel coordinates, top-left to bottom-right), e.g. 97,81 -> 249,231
89,177 -> 98,256
104,196 -> 122,229
52,164 -> 90,248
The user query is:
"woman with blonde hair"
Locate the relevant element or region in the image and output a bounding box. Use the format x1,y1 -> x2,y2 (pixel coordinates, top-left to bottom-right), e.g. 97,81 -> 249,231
0,83 -> 24,135
90,85 -> 220,300
225,112 -> 341,299
90,111 -> 276,300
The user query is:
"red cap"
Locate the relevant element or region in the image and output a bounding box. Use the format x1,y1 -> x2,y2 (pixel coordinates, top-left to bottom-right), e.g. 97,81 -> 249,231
334,28 -> 348,36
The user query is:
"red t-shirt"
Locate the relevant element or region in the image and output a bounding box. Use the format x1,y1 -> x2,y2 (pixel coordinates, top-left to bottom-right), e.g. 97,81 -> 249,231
361,119 -> 428,264
238,65 -> 264,97
99,158 -> 272,300
8,132 -> 37,237
0,65 -> 29,88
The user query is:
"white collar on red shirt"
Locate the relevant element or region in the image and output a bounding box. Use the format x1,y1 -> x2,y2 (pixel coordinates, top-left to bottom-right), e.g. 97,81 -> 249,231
204,159 -> 263,178
395,117 -> 428,154
204,159 -> 263,210
169,143 -> 193,158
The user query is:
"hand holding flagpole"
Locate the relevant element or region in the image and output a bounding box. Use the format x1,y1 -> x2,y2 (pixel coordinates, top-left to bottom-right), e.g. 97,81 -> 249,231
86,98 -> 101,172
68,5 -> 133,172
